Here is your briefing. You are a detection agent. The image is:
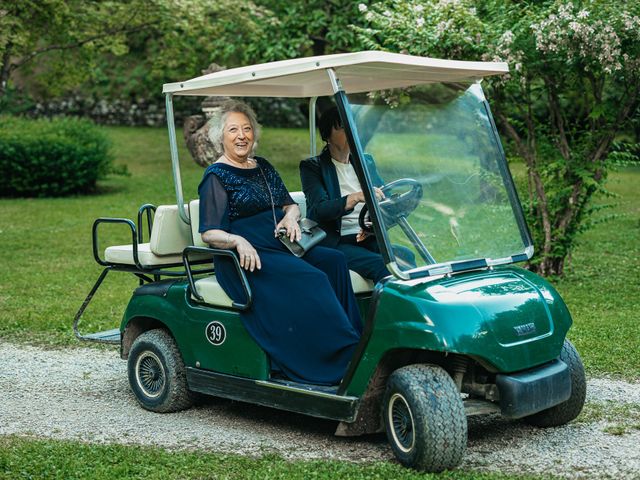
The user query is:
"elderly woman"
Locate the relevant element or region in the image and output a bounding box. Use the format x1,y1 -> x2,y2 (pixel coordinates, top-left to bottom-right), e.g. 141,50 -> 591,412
300,106 -> 393,283
198,100 -> 361,385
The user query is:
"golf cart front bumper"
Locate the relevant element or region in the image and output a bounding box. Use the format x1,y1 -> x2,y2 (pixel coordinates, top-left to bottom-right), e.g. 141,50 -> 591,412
496,359 -> 571,419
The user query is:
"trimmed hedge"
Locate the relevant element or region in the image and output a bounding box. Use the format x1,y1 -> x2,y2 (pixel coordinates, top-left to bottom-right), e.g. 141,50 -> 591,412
0,116 -> 113,197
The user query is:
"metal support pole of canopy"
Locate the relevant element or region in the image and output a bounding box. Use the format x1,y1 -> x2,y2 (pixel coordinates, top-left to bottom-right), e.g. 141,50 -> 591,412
309,96 -> 318,157
325,68 -> 409,280
165,93 -> 190,224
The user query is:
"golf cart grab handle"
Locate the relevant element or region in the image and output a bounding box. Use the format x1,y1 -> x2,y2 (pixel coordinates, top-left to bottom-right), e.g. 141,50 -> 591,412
182,246 -> 253,311
92,217 -> 142,269
137,203 -> 156,244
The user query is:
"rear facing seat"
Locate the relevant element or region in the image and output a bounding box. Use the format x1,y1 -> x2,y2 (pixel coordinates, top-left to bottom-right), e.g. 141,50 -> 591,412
104,205 -> 210,267
188,192 -> 374,306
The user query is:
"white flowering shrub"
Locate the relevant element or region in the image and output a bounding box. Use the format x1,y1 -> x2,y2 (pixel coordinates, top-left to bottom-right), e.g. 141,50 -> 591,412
358,0 -> 640,276
356,0 -> 485,59
530,3 -> 640,75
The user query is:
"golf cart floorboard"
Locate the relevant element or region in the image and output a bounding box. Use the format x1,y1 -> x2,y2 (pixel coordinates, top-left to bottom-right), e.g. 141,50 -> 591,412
186,367 -> 358,422
269,378 -> 339,395
80,328 -> 121,344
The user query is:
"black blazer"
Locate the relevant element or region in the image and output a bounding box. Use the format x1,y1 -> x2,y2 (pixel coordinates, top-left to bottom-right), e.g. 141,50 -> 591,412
299,147 -> 382,248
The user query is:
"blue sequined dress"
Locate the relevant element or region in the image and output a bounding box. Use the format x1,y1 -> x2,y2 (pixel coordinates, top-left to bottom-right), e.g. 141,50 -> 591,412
198,157 -> 362,385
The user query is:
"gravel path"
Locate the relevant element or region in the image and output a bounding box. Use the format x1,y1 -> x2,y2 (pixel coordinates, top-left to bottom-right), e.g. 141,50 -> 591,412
1,341 -> 639,478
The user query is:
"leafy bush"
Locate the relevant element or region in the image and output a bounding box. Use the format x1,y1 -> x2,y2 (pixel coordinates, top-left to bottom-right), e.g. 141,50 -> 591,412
608,140 -> 640,166
0,116 -> 113,197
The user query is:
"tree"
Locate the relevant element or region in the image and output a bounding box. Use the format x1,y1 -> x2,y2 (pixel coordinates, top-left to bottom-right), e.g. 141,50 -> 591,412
246,1 -> 370,61
357,0 -> 640,276
1,0 -> 149,99
0,0 -> 260,101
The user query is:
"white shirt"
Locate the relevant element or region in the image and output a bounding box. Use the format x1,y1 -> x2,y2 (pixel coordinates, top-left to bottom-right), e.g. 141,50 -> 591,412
332,158 -> 363,236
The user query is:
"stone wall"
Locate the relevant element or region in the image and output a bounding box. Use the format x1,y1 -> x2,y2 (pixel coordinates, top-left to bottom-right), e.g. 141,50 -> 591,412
16,95 -> 307,128
22,95 -> 202,127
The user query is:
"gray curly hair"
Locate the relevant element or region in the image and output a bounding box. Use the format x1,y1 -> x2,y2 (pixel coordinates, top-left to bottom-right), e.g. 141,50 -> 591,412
208,100 -> 261,156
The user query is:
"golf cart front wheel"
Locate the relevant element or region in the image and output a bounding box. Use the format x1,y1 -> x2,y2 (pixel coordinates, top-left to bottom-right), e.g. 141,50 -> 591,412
128,329 -> 194,413
383,364 -> 467,472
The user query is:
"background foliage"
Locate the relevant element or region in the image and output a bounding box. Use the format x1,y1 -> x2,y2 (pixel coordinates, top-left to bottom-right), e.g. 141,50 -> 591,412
0,116 -> 114,196
1,0 -> 638,272
356,0 -> 640,275
0,0 -> 260,104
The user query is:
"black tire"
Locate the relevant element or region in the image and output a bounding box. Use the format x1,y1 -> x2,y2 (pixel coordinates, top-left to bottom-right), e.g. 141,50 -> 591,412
383,364 -> 467,472
524,339 -> 586,427
127,329 -> 194,413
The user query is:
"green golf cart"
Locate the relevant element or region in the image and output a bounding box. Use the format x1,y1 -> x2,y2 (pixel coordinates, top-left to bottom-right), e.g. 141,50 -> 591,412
75,51 -> 586,472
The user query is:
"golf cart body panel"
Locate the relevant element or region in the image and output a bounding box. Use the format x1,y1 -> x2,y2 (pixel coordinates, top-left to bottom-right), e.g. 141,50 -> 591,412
122,278 -> 374,381
122,281 -> 270,379
344,266 -> 571,396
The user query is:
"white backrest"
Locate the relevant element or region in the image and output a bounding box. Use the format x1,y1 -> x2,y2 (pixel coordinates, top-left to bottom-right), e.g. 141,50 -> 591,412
290,191 -> 307,217
149,205 -> 193,255
188,199 -> 208,247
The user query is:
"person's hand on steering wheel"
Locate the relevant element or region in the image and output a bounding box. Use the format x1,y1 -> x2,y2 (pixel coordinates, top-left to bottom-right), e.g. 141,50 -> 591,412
346,188 -> 385,210
373,187 -> 385,201
358,178 -> 423,232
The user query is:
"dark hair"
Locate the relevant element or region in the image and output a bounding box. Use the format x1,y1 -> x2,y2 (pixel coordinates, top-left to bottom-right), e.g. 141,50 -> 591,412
318,106 -> 342,142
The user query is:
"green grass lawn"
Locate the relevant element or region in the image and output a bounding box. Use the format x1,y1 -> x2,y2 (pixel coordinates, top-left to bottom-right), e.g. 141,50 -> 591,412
1,126 -> 637,378
0,435 -> 545,480
553,165 -> 640,378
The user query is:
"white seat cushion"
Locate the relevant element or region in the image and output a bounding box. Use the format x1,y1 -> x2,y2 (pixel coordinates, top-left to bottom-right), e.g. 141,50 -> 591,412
105,243 -> 182,266
350,270 -> 375,294
192,275 -> 234,307
289,191 -> 307,217
192,269 -> 373,308
149,204 -> 193,255
103,204 -> 202,267
105,243 -> 211,267
189,199 -> 209,248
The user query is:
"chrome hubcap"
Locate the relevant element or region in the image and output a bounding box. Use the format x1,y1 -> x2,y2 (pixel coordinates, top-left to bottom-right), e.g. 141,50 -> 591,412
135,351 -> 165,399
389,393 -> 415,453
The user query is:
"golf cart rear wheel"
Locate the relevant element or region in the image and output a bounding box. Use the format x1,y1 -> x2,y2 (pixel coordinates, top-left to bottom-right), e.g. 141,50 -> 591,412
128,329 -> 194,413
524,339 -> 586,427
383,364 -> 467,472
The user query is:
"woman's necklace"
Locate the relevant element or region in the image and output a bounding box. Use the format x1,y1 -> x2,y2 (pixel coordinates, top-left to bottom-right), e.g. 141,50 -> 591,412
221,154 -> 255,169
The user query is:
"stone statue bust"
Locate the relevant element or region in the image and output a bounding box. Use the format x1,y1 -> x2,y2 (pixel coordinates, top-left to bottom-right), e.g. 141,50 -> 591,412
183,63 -> 229,167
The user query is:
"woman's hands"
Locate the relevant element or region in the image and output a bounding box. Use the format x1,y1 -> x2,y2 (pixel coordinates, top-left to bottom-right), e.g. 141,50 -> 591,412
276,204 -> 301,242
200,204 -> 302,272
201,229 -> 261,272
346,187 -> 385,210
233,235 -> 261,272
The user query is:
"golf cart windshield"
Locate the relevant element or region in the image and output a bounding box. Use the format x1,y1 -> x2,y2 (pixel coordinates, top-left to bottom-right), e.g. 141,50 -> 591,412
348,83 -> 532,277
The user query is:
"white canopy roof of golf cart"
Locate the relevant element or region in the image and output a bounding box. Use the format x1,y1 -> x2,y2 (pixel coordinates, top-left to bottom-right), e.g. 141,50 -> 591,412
162,51 -> 508,97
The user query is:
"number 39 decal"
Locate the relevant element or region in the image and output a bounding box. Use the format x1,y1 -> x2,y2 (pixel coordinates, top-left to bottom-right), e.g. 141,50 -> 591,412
205,321 -> 226,346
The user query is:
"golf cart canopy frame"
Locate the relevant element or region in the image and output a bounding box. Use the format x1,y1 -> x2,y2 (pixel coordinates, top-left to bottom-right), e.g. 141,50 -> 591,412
163,51 -> 508,97
163,51 -> 532,280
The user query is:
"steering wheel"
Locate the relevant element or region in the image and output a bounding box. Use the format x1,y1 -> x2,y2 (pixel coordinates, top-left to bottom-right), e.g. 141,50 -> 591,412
359,178 -> 423,232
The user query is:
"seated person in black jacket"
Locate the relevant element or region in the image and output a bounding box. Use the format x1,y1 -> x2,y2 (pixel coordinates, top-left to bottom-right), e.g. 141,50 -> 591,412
299,107 -> 391,283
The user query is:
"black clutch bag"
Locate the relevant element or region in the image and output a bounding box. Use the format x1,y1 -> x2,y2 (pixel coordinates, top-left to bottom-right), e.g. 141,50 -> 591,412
278,218 -> 326,257
259,164 -> 325,257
